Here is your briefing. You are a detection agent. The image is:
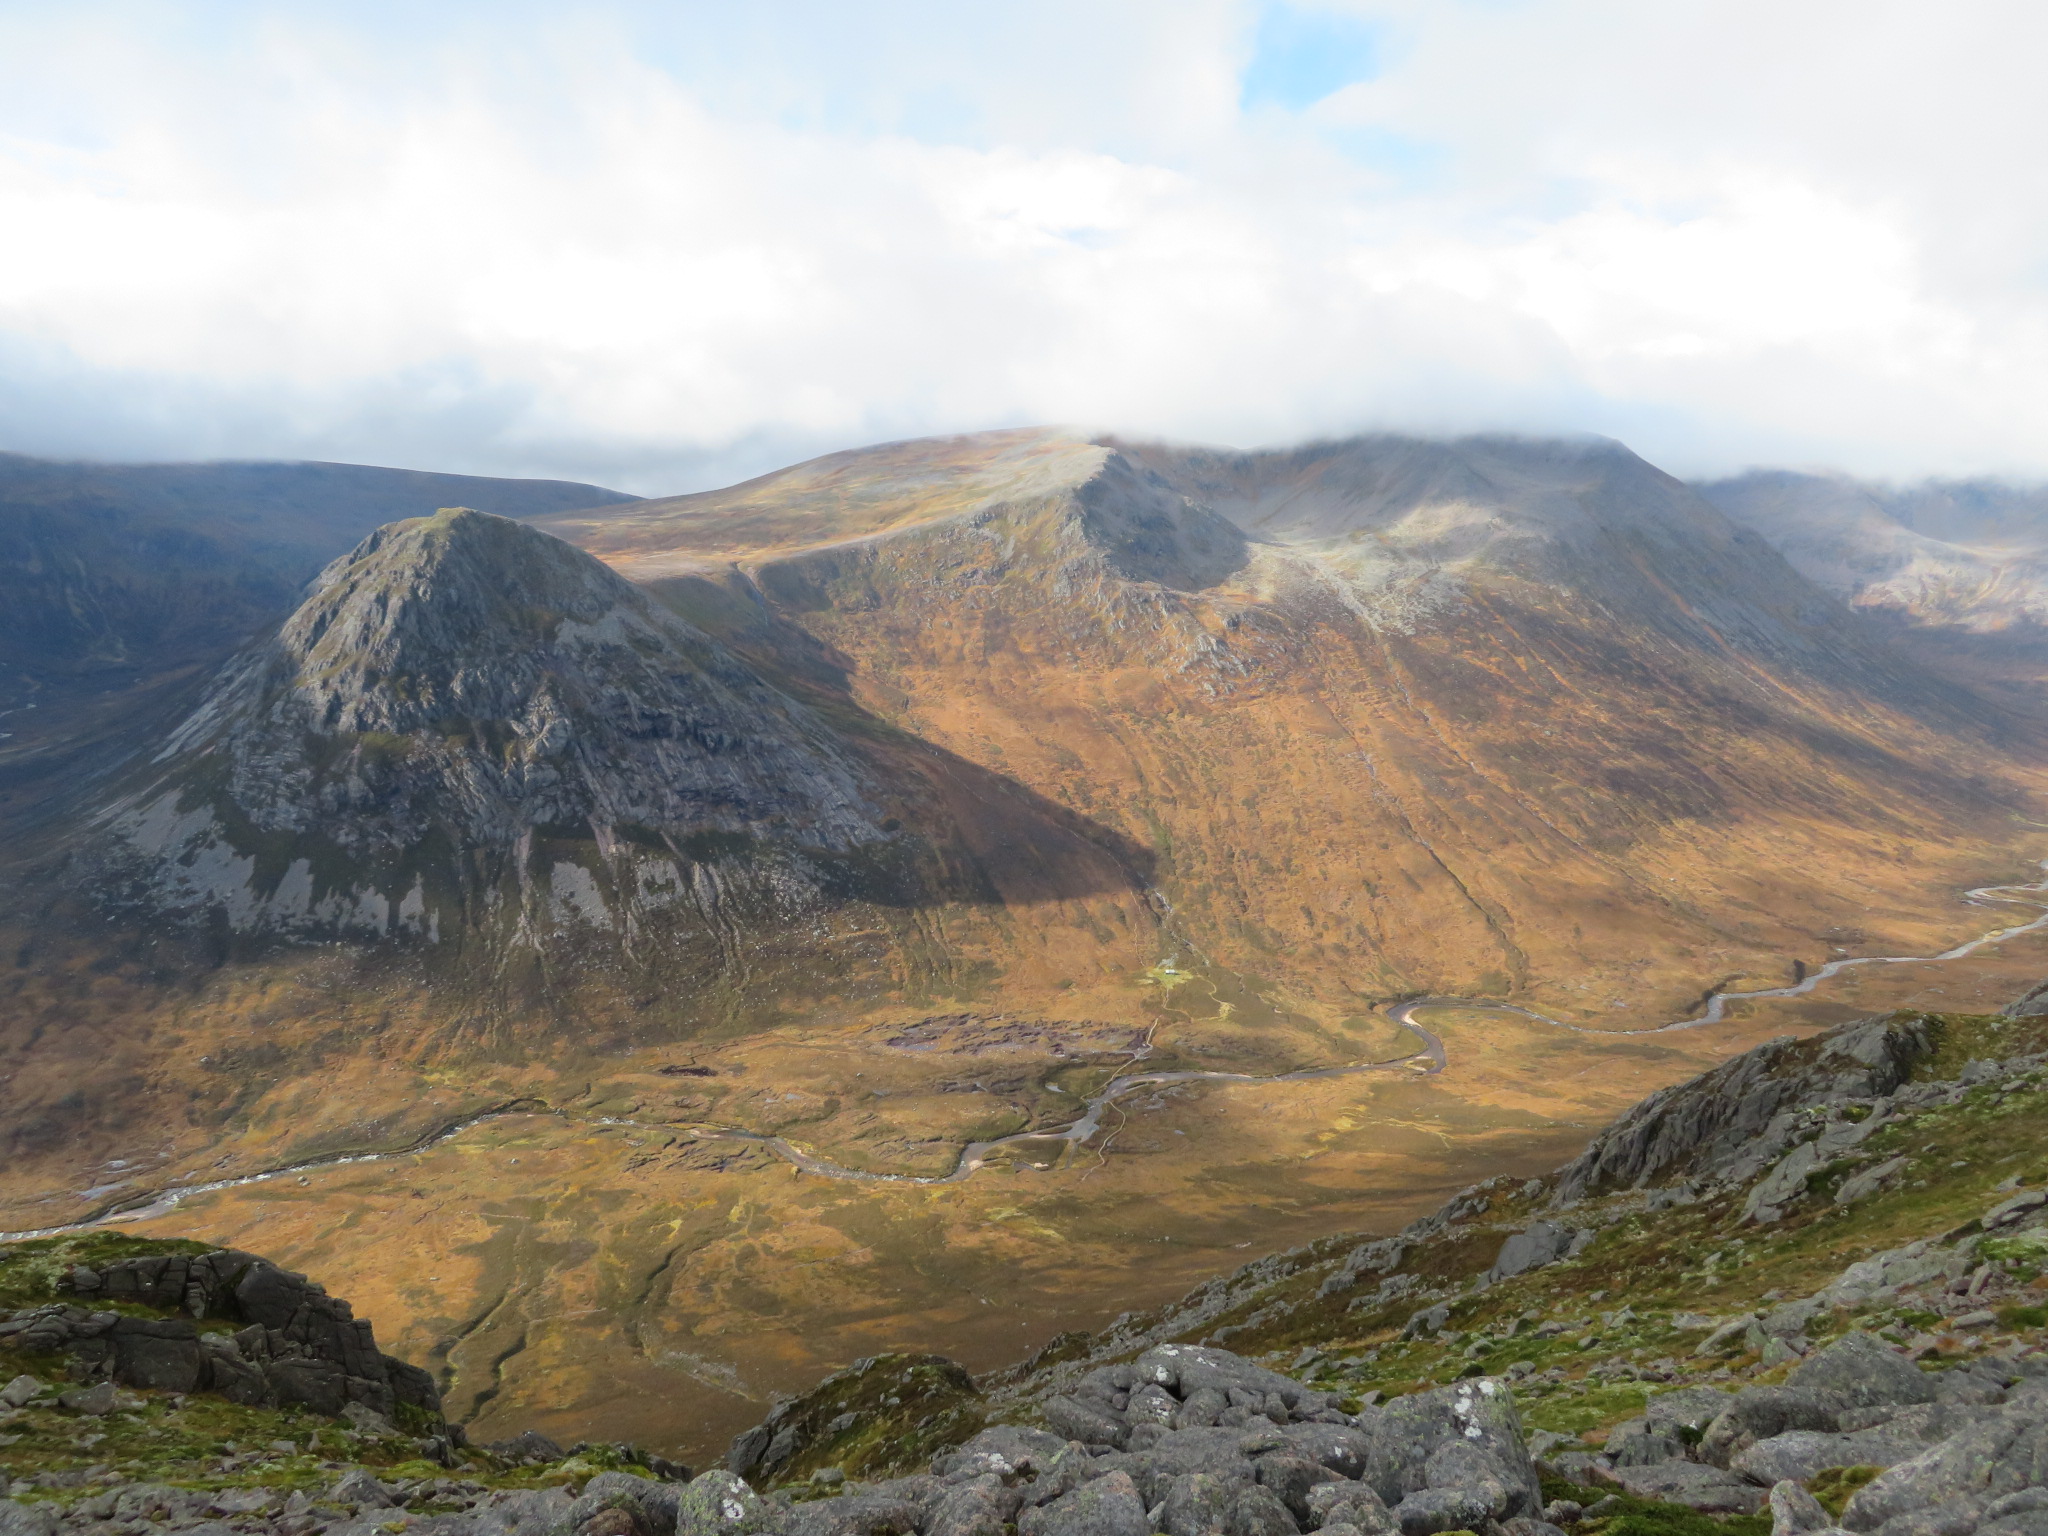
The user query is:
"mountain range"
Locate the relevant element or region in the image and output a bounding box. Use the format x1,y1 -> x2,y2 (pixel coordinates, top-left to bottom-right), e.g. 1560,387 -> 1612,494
4,427 -> 2048,1456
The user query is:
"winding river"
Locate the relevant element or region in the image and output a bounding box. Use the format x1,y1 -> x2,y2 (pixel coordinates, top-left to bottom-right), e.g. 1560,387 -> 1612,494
7,863 -> 2047,1240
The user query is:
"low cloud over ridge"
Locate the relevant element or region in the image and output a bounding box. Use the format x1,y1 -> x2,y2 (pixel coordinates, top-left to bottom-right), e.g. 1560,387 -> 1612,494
0,1 -> 2044,492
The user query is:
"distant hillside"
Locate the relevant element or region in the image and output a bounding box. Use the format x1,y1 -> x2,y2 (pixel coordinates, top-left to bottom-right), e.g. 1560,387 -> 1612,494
0,452 -> 633,826
1695,470 -> 2048,706
542,428 -> 2046,1021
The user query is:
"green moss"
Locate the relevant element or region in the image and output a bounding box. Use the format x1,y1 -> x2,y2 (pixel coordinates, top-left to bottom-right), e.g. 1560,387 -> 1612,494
1910,1012 -> 2048,1082
0,1233 -> 215,1312
1810,1466 -> 1884,1517
1521,1382 -> 1649,1438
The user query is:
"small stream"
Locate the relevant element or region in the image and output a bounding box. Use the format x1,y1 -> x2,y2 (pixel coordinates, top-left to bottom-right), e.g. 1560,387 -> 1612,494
6,863 -> 2045,1239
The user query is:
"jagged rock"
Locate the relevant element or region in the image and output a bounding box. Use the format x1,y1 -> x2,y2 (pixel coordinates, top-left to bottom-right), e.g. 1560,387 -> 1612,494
1984,1191 -> 2048,1228
1280,1424 -> 1376,1480
0,1375 -> 40,1408
1787,1332 -> 1938,1410
572,1471 -> 682,1536
486,1429 -> 568,1463
1306,1482 -> 1394,1533
1320,1242 -> 1408,1299
1645,1386 -> 1734,1431
1734,1405 -> 2010,1486
1020,1470 -> 1151,1536
1745,1143 -> 1826,1225
1836,1157 -> 1911,1206
1177,1388 -> 1230,1429
1602,1418 -> 1688,1467
1551,1016 -> 1933,1201
1099,1428 -> 1255,1503
1134,1346 -> 1309,1412
784,1493 -> 924,1536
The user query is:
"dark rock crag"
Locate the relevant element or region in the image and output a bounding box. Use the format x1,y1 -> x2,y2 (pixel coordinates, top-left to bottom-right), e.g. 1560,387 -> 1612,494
1,1248 -> 439,1427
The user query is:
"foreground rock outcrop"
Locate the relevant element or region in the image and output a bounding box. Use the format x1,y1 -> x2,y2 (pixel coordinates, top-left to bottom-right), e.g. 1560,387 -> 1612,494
1,1245 -> 440,1430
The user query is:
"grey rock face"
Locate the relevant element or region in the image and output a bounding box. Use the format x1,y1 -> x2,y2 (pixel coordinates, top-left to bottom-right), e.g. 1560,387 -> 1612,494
1645,1387 -> 1735,1433
1306,1482 -> 1394,1535
933,1426 -> 1069,1480
1255,1454 -> 1340,1522
783,1493 -> 922,1536
30,1246 -> 443,1423
329,1470 -> 397,1509
1551,1016 -> 1932,1200
1046,1395 -> 1129,1449
1844,1414 -> 2048,1532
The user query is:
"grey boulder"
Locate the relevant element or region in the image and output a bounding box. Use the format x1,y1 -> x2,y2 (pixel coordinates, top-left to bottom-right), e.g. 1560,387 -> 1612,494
1596,1462 -> 1766,1514
0,1501 -> 58,1536
1787,1333 -> 1937,1411
1357,1379 -> 1538,1515
1391,1488 -> 1493,1536
1020,1470 -> 1152,1536
1158,1474 -> 1239,1536
1699,1388 -> 1840,1467
676,1472 -> 783,1536
1226,1485 -> 1301,1536
925,1477 -> 1009,1536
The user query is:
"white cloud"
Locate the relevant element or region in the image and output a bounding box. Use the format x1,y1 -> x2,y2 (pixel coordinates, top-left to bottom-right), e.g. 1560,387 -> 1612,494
0,0 -> 2044,490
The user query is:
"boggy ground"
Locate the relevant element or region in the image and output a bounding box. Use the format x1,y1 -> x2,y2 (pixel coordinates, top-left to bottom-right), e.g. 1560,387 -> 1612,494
21,928 -> 2042,1468
6,1000 -> 2048,1536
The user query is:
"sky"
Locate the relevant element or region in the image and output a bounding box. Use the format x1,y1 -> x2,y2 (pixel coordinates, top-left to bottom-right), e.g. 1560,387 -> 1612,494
0,0 -> 2045,495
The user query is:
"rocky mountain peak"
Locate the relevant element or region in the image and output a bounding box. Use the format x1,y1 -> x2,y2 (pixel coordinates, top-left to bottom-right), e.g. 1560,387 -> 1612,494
91,509 -> 896,950
270,507 -> 654,737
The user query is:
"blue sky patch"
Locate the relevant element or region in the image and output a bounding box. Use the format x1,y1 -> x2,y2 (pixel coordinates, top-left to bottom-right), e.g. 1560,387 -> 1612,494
1241,4 -> 1384,112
